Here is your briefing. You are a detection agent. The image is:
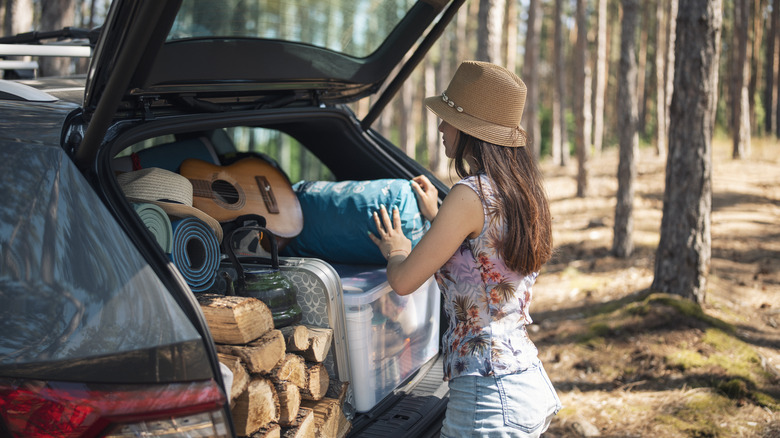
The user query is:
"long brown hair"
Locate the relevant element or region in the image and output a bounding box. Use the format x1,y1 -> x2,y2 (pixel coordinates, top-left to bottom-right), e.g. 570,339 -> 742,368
453,132 -> 552,275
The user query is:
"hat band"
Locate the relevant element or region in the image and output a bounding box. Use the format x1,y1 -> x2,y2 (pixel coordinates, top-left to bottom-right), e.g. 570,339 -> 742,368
441,92 -> 464,113
440,92 -> 526,146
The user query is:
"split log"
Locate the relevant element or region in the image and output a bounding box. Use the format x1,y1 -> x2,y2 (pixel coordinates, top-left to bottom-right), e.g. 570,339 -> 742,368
249,423 -> 281,438
274,381 -> 301,427
217,329 -> 285,374
325,380 -> 350,406
267,353 -> 307,389
300,362 -> 329,401
231,377 -> 280,436
218,353 -> 249,403
299,327 -> 333,363
281,407 -> 315,438
336,408 -> 351,438
300,397 -> 342,438
280,325 -> 310,352
197,294 -> 274,344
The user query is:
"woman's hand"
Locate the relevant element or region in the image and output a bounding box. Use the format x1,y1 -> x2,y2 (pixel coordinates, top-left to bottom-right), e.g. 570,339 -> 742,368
411,175 -> 439,222
368,205 -> 412,260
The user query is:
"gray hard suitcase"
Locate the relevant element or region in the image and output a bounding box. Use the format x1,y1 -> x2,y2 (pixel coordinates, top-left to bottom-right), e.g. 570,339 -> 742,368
277,257 -> 351,385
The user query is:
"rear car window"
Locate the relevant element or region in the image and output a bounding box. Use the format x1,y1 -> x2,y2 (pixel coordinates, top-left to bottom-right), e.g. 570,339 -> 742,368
169,0 -> 417,58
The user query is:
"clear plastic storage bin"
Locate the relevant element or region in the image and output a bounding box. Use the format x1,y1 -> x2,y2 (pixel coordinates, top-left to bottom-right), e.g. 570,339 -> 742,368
335,265 -> 440,412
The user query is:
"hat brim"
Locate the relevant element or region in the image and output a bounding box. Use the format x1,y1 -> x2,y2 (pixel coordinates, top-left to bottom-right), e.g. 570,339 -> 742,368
425,95 -> 527,147
128,197 -> 223,243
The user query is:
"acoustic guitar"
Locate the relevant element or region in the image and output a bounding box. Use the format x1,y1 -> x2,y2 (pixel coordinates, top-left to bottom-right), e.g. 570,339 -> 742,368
179,157 -> 303,240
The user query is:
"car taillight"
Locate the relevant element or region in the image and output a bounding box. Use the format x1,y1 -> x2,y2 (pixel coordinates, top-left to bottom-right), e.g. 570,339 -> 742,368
0,378 -> 230,438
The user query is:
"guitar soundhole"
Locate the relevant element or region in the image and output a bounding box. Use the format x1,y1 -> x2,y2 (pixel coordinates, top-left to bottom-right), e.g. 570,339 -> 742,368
211,180 -> 240,205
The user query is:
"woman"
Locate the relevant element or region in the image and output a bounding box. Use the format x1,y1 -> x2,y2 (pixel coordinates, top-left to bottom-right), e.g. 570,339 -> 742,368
369,61 -> 561,437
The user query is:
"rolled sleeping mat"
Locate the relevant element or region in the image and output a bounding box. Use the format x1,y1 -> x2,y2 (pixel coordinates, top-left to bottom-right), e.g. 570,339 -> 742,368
169,217 -> 221,292
131,202 -> 173,253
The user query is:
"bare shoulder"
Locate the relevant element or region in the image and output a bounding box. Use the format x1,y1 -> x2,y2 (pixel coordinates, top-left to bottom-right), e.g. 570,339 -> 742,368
438,183 -> 484,239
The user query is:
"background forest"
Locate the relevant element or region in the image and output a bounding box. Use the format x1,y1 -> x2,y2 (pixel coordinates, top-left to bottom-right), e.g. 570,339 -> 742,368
2,0 -> 778,436
1,0 -> 777,172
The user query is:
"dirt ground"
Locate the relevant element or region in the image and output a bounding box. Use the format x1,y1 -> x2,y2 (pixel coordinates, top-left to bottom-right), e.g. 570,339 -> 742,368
527,137 -> 780,437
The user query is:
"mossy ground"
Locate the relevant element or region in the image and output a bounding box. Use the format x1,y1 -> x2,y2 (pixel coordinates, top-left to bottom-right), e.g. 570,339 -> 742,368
525,138 -> 780,437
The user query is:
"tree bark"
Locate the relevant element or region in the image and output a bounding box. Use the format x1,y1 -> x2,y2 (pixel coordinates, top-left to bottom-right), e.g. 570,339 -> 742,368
425,55 -> 443,177
503,0 -> 517,74
614,0 -> 639,258
664,0 -> 679,148
455,1 -> 469,64
522,0 -> 543,159
592,0 -> 608,156
399,71 -> 416,159
652,0 -> 721,304
767,0 -> 780,136
3,0 -> 32,36
38,0 -> 75,76
732,0 -> 751,158
655,0 -> 668,156
477,0 -> 506,64
748,0 -> 765,133
3,0 -> 34,79
552,0 -> 568,166
636,0 -> 650,134
574,0 -> 591,197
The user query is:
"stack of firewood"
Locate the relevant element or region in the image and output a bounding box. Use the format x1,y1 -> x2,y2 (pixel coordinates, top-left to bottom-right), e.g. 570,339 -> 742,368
197,294 -> 352,438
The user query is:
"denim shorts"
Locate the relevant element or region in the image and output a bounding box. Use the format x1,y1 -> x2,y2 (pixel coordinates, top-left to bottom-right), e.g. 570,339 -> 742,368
440,361 -> 562,438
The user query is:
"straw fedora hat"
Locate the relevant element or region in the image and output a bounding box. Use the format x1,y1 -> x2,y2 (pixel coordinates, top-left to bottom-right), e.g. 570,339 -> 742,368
117,167 -> 223,242
424,60 -> 528,147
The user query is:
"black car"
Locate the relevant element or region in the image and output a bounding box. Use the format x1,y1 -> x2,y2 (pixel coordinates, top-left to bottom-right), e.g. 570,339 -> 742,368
0,0 -> 464,436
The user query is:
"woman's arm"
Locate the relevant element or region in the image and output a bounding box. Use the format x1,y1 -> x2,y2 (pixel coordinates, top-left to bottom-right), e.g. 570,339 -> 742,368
369,184 -> 484,295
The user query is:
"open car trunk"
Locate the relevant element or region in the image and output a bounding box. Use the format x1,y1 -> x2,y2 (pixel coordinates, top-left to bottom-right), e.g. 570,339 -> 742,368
93,102 -> 451,437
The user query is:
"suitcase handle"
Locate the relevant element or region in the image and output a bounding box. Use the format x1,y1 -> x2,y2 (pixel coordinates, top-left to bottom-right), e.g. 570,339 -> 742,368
222,225 -> 280,294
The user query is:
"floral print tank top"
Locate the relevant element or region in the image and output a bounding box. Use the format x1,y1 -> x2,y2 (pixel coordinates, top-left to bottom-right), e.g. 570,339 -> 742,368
436,174 -> 539,381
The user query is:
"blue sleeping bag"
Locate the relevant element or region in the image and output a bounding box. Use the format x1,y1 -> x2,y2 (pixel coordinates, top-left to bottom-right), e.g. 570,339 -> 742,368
282,179 -> 430,265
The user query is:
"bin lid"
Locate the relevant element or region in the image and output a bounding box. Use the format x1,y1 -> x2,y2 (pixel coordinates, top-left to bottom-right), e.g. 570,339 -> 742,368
334,265 -> 392,305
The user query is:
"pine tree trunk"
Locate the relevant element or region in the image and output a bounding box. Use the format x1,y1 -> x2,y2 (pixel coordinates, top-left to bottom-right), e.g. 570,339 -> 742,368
664,0 -> 678,147
399,76 -> 415,159
655,0 -> 668,156
455,2 -> 469,64
575,0 -> 591,197
2,0 -> 33,79
553,0 -> 568,166
652,0 -> 721,304
614,0 -> 639,258
636,0 -> 650,134
477,0 -> 505,64
424,55 -> 442,176
592,0 -> 608,156
438,36 -> 453,177
768,0 -> 780,136
522,0 -> 542,159
504,0 -> 517,73
748,0 -> 765,133
733,0 -> 750,159
4,0 -> 32,37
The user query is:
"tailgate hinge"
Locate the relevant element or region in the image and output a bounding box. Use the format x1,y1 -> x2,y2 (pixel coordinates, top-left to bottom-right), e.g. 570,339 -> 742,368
138,95 -> 159,121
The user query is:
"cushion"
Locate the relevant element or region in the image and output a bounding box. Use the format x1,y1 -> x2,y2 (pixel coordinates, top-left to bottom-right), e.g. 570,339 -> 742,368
282,179 -> 430,264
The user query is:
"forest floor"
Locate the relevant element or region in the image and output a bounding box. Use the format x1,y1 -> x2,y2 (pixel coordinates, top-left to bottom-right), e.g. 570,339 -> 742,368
527,136 -> 780,437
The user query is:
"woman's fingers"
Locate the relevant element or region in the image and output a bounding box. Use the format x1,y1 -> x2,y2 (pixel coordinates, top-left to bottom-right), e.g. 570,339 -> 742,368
392,206 -> 402,229
373,205 -> 403,236
372,210 -> 385,236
